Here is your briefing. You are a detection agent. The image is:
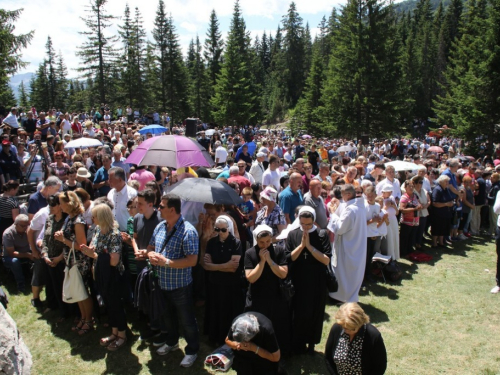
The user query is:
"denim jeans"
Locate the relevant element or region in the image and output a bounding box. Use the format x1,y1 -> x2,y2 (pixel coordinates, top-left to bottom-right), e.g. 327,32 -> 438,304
160,284 -> 199,355
462,211 -> 472,234
3,256 -> 28,290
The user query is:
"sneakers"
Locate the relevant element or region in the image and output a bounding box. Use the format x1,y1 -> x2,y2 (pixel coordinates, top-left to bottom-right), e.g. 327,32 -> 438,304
180,354 -> 197,368
464,232 -> 472,238
458,234 -> 468,240
156,342 -> 179,356
140,329 -> 161,341
491,286 -> 500,294
152,332 -> 168,347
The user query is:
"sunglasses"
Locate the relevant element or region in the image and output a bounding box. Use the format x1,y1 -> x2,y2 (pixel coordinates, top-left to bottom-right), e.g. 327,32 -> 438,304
214,227 -> 228,233
159,204 -> 167,209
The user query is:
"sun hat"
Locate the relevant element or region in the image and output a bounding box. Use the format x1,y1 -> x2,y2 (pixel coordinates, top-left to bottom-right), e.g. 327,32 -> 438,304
77,167 -> 91,178
260,186 -> 277,202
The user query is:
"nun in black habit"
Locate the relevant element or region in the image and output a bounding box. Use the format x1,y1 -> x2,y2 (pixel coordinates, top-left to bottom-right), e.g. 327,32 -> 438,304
203,215 -> 244,345
244,224 -> 291,356
286,206 -> 332,355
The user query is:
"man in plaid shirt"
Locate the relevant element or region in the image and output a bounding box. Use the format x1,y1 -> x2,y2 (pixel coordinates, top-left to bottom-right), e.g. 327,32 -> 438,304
148,193 -> 199,367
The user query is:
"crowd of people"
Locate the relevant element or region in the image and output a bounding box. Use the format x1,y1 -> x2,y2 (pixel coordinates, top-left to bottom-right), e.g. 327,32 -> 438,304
1,105 -> 500,374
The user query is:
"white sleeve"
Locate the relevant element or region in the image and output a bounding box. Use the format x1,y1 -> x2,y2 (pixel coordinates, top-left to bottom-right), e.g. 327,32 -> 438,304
494,190 -> 500,214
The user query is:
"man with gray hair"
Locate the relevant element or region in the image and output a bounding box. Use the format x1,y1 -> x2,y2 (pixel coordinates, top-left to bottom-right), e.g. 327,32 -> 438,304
375,165 -> 401,202
2,215 -> 44,298
111,149 -> 130,178
225,312 -> 281,374
328,184 -> 367,303
27,176 -> 62,221
228,165 -> 251,192
214,141 -> 228,167
107,167 -> 137,231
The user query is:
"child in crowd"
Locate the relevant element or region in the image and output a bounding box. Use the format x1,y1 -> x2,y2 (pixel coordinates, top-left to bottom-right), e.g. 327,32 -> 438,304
381,185 -> 400,260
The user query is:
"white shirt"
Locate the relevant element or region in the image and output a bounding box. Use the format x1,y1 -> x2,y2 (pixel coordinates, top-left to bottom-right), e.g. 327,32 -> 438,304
107,184 -> 137,231
249,160 -> 265,184
61,119 -> 71,133
376,178 -> 402,200
243,172 -> 255,185
215,146 -> 228,164
284,151 -> 293,162
262,169 -> 281,191
30,206 -> 50,247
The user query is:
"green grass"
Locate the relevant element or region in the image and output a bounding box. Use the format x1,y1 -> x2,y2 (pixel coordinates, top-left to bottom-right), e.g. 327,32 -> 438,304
3,235 -> 500,375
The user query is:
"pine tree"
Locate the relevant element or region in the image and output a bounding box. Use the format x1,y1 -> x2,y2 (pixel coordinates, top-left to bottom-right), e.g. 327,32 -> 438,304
30,62 -> 51,110
18,81 -> 29,109
143,42 -> 159,111
76,0 -> 118,104
211,0 -> 256,126
44,36 -> 58,108
265,26 -> 288,123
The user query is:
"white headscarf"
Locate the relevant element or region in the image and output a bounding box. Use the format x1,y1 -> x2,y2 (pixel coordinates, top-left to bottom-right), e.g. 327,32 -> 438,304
252,224 -> 273,246
215,215 -> 234,236
298,206 -> 317,233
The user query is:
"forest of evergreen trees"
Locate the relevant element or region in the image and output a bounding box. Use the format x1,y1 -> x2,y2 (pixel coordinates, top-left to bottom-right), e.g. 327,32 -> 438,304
4,0 -> 500,140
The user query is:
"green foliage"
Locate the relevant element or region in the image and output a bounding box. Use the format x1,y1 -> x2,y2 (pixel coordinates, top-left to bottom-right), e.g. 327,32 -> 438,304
76,0 -> 118,104
17,81 -> 29,108
187,36 -> 211,120
211,0 -> 256,126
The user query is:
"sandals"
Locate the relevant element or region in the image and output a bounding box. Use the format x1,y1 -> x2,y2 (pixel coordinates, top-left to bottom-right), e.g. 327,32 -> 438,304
78,321 -> 94,336
107,335 -> 127,351
100,334 -> 117,347
72,319 -> 85,332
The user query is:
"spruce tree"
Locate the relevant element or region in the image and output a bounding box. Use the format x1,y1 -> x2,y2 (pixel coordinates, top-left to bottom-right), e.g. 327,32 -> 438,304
204,10 -> 224,88
281,2 -> 306,108
211,0 -> 256,126
76,0 -> 118,104
187,36 -> 210,119
45,36 -> 57,108
321,0 -> 401,137
55,51 -> 68,110
18,81 -> 29,109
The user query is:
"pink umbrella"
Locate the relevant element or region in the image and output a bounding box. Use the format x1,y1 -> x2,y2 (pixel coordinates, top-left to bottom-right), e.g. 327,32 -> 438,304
125,135 -> 214,168
302,134 -> 312,139
428,146 -> 444,153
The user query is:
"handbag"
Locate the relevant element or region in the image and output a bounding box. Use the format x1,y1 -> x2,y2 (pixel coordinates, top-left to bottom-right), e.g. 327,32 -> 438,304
326,262 -> 338,293
62,242 -> 89,303
279,277 -> 295,301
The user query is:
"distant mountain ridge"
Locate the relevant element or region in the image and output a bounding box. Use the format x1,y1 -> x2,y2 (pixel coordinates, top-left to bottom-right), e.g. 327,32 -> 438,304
9,72 -> 34,101
394,0 -> 452,14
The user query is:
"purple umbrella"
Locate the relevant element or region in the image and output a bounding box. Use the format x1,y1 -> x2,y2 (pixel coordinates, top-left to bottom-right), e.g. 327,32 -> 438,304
125,135 -> 214,168
302,134 -> 312,139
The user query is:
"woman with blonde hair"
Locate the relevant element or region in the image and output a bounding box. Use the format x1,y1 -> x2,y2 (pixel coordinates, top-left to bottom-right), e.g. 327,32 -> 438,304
54,191 -> 93,335
325,303 -> 387,374
81,204 -> 128,350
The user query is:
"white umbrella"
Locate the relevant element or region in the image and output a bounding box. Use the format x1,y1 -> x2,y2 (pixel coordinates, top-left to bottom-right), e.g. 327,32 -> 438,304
205,129 -> 216,136
2,113 -> 19,128
64,138 -> 103,149
385,160 -> 419,172
337,145 -> 353,152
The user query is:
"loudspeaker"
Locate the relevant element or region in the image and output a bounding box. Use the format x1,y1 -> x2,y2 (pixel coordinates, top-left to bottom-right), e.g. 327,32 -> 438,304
361,135 -> 369,145
185,118 -> 197,138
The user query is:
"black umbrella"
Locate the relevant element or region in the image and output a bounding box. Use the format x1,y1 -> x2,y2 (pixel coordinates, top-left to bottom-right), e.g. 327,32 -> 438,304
166,178 -> 243,205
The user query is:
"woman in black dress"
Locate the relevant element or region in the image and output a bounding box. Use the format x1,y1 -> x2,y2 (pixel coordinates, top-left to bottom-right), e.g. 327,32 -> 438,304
286,206 -> 332,355
202,215 -> 244,345
244,225 -> 290,355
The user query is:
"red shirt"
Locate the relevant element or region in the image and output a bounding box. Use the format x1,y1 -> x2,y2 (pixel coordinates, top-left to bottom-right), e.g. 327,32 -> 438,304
228,175 -> 251,192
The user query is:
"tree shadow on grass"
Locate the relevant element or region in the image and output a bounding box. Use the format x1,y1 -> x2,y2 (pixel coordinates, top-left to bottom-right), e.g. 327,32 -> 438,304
360,282 -> 400,300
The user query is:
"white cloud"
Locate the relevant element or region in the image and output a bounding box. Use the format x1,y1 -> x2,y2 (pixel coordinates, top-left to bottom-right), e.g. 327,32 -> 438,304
5,0 -> 344,78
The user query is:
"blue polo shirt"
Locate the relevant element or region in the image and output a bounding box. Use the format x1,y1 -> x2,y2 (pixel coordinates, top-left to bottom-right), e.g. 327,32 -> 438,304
279,186 -> 304,221
441,168 -> 457,199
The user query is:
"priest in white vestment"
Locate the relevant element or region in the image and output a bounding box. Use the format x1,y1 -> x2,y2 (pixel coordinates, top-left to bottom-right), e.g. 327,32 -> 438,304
327,184 -> 367,303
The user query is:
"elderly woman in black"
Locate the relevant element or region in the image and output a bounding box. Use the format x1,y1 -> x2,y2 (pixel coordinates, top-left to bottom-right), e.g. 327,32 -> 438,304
244,224 -> 290,356
431,175 -> 455,248
202,215 -> 243,345
325,303 -> 387,375
41,194 -> 69,321
81,204 -> 128,351
286,206 -> 332,355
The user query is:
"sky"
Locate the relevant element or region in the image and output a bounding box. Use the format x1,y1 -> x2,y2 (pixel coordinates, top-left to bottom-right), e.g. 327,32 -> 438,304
6,0 -> 345,79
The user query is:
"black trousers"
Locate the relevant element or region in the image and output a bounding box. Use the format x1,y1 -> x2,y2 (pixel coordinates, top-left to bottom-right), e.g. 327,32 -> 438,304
366,237 -> 378,278
400,224 -> 417,257
46,261 -> 70,317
